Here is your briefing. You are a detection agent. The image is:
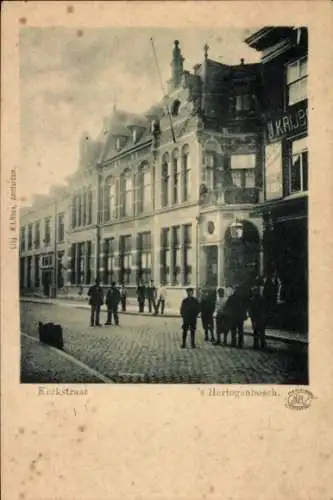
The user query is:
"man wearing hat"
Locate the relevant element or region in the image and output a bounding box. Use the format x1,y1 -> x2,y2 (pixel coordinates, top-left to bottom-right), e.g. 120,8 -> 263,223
105,281 -> 121,326
225,285 -> 248,348
248,285 -> 267,349
87,277 -> 104,327
180,288 -> 200,348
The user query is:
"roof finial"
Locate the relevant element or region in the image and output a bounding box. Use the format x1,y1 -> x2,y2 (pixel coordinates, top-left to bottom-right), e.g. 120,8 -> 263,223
204,43 -> 209,60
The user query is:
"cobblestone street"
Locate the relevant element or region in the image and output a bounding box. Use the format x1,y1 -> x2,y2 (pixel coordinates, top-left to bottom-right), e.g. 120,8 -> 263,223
20,302 -> 308,384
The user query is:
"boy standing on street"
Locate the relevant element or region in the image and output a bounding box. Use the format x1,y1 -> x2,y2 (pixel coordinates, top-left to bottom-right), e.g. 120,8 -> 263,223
146,280 -> 157,313
154,284 -> 167,315
214,288 -> 229,346
180,288 -> 200,349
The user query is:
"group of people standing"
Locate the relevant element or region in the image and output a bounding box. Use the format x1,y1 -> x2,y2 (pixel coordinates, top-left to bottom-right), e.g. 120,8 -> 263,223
87,279 -> 167,327
136,281 -> 167,315
180,284 -> 267,350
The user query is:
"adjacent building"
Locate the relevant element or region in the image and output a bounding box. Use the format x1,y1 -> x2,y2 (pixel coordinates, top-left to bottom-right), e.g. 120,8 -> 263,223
19,28 -> 308,331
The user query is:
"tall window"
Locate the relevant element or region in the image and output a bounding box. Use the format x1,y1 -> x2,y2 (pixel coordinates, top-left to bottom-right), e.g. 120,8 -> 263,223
121,171 -> 133,217
161,153 -> 169,207
87,188 -> 93,225
183,224 -> 192,285
44,217 -> 51,245
160,228 -> 170,285
120,235 -> 132,284
143,169 -> 152,212
230,154 -> 256,188
138,232 -> 151,283
57,251 -> 64,288
34,221 -> 40,249
103,238 -> 115,285
290,137 -> 308,193
28,223 -> 33,250
27,256 -> 32,288
82,191 -> 87,226
235,94 -> 252,112
34,255 -> 40,287
172,149 -> 180,204
72,196 -> 78,228
171,225 -> 181,285
78,193 -> 82,226
181,145 -> 190,202
58,213 -> 65,242
104,177 -> 116,222
20,227 -> 25,252
77,242 -> 85,285
287,57 -> 308,106
204,151 -> 215,190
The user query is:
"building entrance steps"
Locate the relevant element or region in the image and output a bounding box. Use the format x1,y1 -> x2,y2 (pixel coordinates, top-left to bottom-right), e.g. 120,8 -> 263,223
20,296 -> 308,345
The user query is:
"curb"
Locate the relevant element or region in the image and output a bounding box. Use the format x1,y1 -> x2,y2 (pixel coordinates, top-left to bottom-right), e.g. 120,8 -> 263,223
20,298 -> 308,346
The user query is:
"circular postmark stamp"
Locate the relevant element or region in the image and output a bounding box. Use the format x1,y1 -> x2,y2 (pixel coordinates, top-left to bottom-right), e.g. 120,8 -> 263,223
286,389 -> 313,410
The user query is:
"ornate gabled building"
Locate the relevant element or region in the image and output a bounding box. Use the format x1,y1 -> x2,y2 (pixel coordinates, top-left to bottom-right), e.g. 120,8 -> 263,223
20,34 -> 306,322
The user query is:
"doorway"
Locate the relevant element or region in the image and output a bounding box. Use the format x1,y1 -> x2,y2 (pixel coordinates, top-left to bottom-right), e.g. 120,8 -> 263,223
204,245 -> 218,287
42,271 -> 51,297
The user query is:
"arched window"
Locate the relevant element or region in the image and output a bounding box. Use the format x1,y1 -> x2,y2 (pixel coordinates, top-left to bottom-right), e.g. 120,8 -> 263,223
203,151 -> 216,190
181,145 -> 190,202
138,162 -> 152,214
121,170 -> 133,218
161,153 -> 169,207
104,177 -> 117,222
172,149 -> 180,204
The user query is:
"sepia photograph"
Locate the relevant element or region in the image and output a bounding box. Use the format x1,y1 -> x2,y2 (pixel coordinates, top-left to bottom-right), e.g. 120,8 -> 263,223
19,25 -> 309,385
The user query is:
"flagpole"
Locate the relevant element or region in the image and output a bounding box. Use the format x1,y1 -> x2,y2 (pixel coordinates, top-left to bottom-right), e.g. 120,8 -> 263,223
150,37 -> 176,143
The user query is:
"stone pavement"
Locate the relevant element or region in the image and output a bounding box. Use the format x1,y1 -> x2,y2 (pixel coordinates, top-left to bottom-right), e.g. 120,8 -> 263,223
21,333 -> 105,384
20,296 -> 308,345
20,302 -> 308,384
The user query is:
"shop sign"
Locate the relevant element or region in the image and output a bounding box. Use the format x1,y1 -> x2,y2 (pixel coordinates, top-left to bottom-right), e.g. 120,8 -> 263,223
266,103 -> 308,142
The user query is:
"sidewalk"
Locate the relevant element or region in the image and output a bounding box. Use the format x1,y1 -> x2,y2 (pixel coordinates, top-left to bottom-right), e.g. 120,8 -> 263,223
20,296 -> 308,345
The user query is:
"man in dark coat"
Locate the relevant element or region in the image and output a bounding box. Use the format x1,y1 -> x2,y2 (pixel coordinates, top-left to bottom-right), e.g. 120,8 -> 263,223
136,281 -> 146,313
87,278 -> 104,327
200,288 -> 216,342
146,280 -> 157,313
105,282 -> 121,326
225,285 -> 248,348
248,286 -> 267,349
180,288 -> 200,348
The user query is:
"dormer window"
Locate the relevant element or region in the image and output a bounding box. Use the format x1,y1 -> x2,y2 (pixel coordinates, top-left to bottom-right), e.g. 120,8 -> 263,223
171,99 -> 181,116
116,137 -> 121,150
133,128 -> 137,143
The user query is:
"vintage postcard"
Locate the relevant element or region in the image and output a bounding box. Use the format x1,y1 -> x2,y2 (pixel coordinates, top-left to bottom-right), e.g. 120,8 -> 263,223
2,1 -> 333,499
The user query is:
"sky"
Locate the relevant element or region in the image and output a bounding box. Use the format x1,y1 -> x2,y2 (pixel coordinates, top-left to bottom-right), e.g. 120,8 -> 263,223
19,27 -> 261,204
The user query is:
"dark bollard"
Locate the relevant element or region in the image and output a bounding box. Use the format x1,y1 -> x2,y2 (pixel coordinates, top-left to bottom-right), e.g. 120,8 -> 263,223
38,321 -> 64,350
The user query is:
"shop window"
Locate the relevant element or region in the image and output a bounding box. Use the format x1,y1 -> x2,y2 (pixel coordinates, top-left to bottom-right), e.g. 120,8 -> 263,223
290,137 -> 308,193
286,57 -> 308,106
235,94 -> 252,111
